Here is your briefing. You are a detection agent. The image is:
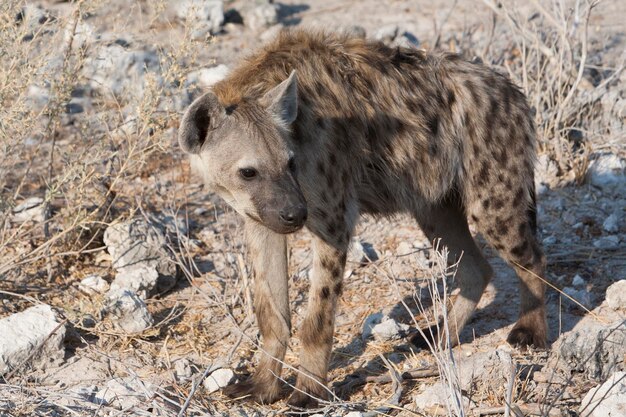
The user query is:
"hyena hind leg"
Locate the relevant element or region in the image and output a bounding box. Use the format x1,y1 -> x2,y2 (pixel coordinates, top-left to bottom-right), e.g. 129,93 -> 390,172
411,199 -> 494,349
471,190 -> 548,349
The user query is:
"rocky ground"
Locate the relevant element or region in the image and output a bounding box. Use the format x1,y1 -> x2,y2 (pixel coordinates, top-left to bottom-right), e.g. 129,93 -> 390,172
0,0 -> 624,416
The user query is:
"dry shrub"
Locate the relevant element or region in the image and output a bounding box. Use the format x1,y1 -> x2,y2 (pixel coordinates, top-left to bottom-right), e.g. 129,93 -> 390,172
0,0 -> 199,280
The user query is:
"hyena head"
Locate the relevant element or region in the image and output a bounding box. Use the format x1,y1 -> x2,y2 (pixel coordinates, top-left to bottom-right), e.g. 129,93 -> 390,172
179,71 -> 307,234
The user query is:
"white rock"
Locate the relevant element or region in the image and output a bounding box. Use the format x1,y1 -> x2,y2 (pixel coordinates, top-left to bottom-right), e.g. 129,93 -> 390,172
580,372 -> 626,417
0,305 -> 66,375
65,20 -> 98,49
603,213 -> 620,233
371,318 -> 409,341
348,238 -> 378,264
413,381 -> 473,411
593,235 -> 620,250
102,289 -> 153,334
12,197 -> 45,223
25,84 -> 50,111
542,235 -> 557,245
186,64 -> 229,89
242,1 -> 279,31
396,241 -> 413,256
345,412 -> 365,417
203,368 -> 235,393
374,24 -> 399,43
94,376 -> 154,409
174,358 -> 193,383
103,218 -> 178,297
83,44 -> 161,100
557,320 -> 626,380
174,0 -> 224,38
563,287 -> 592,309
606,280 -> 626,310
572,274 -> 586,287
79,275 -> 109,295
110,265 -> 160,300
362,312 -> 383,340
588,154 -> 625,188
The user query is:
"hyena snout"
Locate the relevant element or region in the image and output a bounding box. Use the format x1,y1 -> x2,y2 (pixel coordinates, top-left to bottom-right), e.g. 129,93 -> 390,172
279,203 -> 307,228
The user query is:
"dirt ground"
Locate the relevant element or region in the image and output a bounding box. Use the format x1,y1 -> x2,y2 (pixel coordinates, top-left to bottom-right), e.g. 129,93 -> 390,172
0,0 -> 624,416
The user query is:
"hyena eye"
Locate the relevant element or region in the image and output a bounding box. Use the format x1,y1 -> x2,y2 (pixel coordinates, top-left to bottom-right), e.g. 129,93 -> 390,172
239,168 -> 258,180
288,157 -> 296,173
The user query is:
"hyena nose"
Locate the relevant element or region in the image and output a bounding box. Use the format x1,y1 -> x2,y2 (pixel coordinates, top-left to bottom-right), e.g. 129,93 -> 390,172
279,205 -> 308,226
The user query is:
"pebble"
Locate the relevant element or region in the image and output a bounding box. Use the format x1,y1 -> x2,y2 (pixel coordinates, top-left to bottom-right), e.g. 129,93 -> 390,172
593,235 -> 620,250
203,368 -> 235,393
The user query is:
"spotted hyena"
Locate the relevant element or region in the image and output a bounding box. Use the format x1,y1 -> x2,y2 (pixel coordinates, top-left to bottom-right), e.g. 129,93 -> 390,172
179,30 -> 547,408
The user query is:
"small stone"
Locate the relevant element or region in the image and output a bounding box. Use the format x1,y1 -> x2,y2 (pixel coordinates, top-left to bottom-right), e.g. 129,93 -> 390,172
174,0 -> 224,34
414,381 -> 473,411
557,320 -> 626,381
593,235 -> 620,250
580,372 -> 626,417
396,241 -> 413,256
11,197 -> 45,223
78,275 -> 109,295
242,1 -> 279,31
94,376 -> 154,409
102,289 -> 153,334
587,153 -> 625,189
80,314 -> 97,329
348,238 -> 378,265
345,412 -> 365,417
542,235 -> 557,246
203,368 -> 235,393
602,213 -> 620,233
563,286 -> 592,309
110,265 -> 161,300
0,304 -> 66,375
374,24 -> 399,43
572,274 -> 586,287
186,64 -> 229,89
371,318 -> 409,341
362,312 -> 383,340
606,280 -> 626,310
174,358 -> 193,383
103,217 -> 178,297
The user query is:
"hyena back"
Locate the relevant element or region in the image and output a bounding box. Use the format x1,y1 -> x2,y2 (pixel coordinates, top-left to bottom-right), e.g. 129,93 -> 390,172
179,30 -> 547,408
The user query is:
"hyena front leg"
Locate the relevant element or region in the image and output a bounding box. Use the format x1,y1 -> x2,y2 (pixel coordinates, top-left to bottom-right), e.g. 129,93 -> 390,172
287,200 -> 356,409
223,220 -> 290,403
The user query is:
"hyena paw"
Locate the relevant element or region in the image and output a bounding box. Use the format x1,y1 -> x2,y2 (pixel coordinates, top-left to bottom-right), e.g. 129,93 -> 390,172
222,378 -> 282,404
410,324 -> 439,349
286,390 -> 321,409
286,383 -> 328,410
507,325 -> 547,349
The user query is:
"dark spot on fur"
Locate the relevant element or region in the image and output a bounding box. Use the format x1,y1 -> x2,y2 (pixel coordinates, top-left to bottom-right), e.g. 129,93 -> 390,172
427,114 -> 439,137
321,286 -> 330,299
510,241 -> 529,258
317,160 -> 326,175
334,282 -> 343,295
447,89 -> 456,106
476,162 -> 490,185
482,199 -> 491,210
493,198 -> 505,210
513,189 -> 524,206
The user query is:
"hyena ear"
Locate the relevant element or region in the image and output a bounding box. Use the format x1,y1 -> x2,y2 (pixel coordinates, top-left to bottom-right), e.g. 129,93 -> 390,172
261,70 -> 298,125
178,92 -> 225,154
